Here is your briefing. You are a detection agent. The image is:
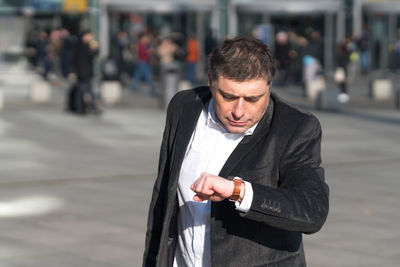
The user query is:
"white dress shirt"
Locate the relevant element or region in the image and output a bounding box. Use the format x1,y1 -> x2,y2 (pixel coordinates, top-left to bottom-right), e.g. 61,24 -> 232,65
173,100 -> 257,267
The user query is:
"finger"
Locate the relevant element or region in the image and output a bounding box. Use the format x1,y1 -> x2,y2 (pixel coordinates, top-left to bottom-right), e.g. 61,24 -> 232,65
192,173 -> 208,193
195,178 -> 206,194
190,172 -> 206,191
201,176 -> 215,196
193,194 -> 208,202
193,194 -> 204,202
191,177 -> 200,191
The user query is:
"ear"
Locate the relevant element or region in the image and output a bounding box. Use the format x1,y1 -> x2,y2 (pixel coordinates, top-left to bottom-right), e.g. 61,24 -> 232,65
208,72 -> 212,89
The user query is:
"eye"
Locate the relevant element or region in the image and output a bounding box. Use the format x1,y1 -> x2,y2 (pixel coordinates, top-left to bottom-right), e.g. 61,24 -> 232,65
245,97 -> 260,103
223,95 -> 237,101
219,91 -> 237,101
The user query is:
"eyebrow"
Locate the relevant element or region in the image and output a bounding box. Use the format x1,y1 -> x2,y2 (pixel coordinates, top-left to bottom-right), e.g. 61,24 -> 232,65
218,88 -> 265,101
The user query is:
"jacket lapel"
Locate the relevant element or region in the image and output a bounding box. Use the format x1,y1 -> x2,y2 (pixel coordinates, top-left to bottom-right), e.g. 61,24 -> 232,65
169,88 -> 212,189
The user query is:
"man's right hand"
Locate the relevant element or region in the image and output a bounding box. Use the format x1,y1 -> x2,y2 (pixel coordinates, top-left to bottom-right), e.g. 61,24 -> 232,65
190,172 -> 236,202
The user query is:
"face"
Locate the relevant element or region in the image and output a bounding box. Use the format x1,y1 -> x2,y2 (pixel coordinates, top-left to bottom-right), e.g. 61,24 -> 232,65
209,75 -> 270,134
83,33 -> 93,43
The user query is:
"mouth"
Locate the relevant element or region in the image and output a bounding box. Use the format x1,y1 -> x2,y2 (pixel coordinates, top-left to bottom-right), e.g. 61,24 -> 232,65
227,119 -> 248,127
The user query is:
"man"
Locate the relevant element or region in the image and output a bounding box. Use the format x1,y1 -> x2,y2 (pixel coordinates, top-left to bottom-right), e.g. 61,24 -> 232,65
143,36 -> 329,267
130,33 -> 157,96
72,30 -> 100,114
184,34 -> 199,84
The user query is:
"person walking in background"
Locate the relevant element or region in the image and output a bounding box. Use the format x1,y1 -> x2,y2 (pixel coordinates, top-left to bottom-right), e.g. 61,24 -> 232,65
304,30 -> 323,66
71,30 -> 100,114
357,25 -> 371,75
336,39 -> 350,103
287,31 -> 306,86
158,38 -> 178,65
143,36 -> 329,267
274,31 -> 292,86
25,29 -> 40,68
110,29 -> 129,82
60,28 -> 75,79
184,34 -> 199,84
37,30 -> 51,80
130,33 -> 157,96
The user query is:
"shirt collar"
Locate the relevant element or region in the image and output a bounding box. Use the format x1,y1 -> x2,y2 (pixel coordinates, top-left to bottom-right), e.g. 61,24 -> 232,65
206,98 -> 258,136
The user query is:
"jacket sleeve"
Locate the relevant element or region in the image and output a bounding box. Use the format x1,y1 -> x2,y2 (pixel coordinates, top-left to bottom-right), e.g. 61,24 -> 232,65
242,115 -> 329,234
142,98 -> 175,266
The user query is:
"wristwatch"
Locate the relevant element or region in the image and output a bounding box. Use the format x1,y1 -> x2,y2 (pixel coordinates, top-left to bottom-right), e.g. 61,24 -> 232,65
228,176 -> 243,202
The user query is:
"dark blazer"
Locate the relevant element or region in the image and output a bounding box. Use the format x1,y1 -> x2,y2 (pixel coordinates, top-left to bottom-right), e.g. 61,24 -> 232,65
73,41 -> 98,81
143,86 -> 329,267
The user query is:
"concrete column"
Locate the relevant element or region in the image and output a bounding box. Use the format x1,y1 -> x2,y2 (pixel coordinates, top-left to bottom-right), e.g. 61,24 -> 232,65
196,12 -> 205,81
218,0 -> 229,39
211,7 -> 219,40
353,0 -> 362,38
173,13 -> 180,32
99,2 -> 109,59
228,2 -> 237,37
386,14 -> 397,69
89,0 -> 100,42
262,13 -> 271,24
324,12 -> 334,73
388,14 -> 396,50
336,10 -> 345,43
186,13 -> 191,37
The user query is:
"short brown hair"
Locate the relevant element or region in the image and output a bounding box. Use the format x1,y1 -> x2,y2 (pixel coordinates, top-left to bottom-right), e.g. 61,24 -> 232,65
208,36 -> 275,85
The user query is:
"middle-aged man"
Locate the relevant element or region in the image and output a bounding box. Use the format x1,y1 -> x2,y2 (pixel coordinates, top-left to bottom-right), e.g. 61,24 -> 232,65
143,36 -> 329,267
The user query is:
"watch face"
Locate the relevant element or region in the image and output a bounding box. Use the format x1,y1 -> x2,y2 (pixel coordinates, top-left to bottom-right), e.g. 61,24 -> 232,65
227,176 -> 241,181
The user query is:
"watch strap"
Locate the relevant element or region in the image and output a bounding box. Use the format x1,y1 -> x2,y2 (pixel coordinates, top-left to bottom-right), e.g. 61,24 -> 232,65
229,177 -> 243,202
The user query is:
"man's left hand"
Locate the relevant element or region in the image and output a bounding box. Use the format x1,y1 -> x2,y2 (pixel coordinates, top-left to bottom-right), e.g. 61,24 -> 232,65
190,172 -> 234,202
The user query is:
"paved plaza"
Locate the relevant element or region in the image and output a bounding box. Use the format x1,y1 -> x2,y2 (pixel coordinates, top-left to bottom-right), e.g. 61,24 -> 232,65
0,73 -> 399,266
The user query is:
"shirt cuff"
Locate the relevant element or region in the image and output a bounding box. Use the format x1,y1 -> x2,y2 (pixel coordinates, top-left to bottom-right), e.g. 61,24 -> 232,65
235,180 -> 253,213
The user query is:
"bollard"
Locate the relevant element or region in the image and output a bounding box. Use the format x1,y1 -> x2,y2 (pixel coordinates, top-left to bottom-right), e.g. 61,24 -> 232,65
100,81 -> 122,105
369,79 -> 392,100
161,62 -> 180,109
30,81 -> 51,103
396,88 -> 400,110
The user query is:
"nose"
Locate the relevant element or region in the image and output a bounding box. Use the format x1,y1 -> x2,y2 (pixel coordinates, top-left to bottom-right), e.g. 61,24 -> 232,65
232,98 -> 245,120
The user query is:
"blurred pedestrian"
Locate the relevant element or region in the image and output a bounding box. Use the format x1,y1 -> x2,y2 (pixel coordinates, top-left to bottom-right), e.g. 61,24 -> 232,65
184,34 -> 199,84
143,36 -> 329,267
37,30 -> 51,80
304,30 -> 323,65
303,55 -> 321,85
70,30 -> 100,114
274,31 -> 291,86
389,31 -> 400,72
287,31 -> 305,85
130,33 -> 157,96
335,39 -> 350,103
158,38 -> 177,65
25,29 -> 40,68
48,29 -> 62,80
357,25 -> 371,75
60,28 -> 75,78
110,29 -> 129,81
